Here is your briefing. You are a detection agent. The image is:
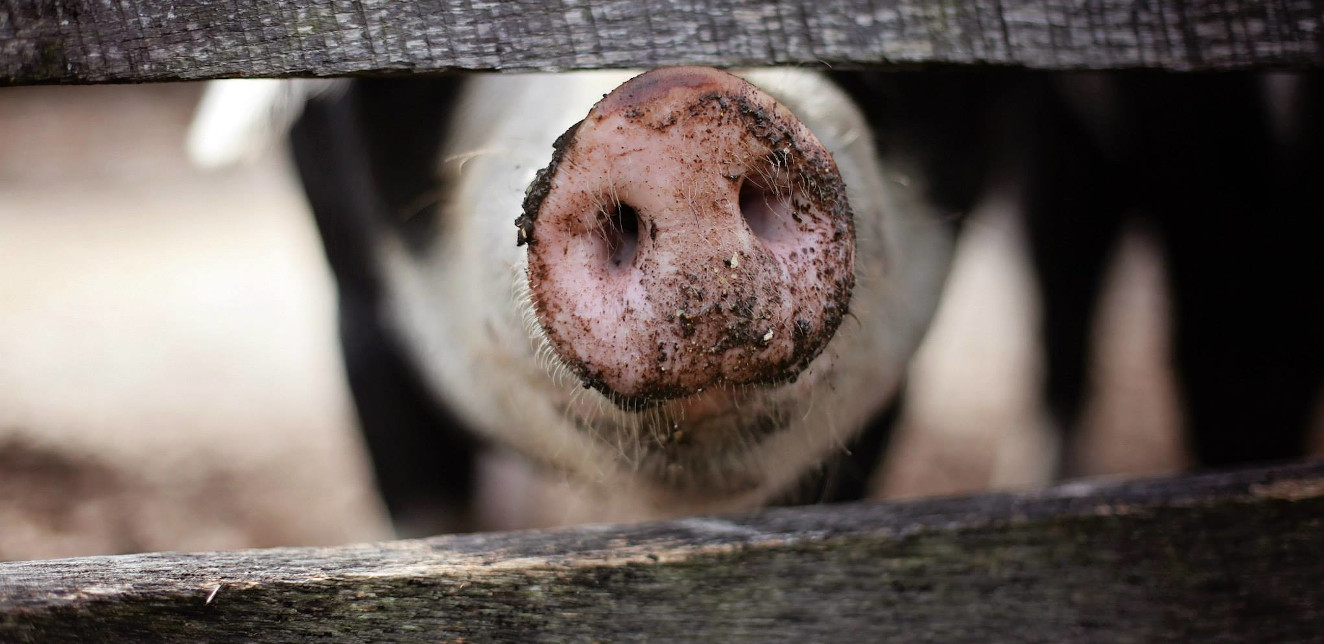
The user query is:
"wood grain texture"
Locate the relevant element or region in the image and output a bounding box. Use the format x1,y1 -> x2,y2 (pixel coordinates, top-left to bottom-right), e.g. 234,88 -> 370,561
3,0 -> 1324,85
2,461 -> 1322,642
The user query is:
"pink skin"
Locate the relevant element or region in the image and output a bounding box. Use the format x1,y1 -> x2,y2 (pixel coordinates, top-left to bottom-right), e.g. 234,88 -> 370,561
518,67 -> 855,408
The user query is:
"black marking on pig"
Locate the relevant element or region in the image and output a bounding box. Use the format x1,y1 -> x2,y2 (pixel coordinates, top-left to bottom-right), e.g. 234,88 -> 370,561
290,79 -> 482,535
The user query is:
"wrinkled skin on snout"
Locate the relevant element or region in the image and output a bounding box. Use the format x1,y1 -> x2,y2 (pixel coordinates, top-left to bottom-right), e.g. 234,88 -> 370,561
381,68 -> 953,518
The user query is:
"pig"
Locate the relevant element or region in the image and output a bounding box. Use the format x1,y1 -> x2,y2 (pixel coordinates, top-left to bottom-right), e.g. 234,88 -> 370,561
196,68 -> 995,534
1017,72 -> 1324,476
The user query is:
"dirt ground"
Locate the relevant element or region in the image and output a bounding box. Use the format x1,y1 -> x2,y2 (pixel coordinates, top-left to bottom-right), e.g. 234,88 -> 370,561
0,84 -> 389,559
0,83 -> 1319,561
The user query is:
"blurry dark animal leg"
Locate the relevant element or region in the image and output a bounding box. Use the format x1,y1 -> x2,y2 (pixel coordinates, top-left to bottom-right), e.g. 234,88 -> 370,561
290,82 -> 479,536
1021,76 -> 1129,478
1146,74 -> 1324,467
335,295 -> 479,536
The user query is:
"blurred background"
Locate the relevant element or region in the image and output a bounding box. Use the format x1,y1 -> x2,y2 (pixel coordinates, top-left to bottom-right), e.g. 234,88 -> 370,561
1,82 -> 1320,561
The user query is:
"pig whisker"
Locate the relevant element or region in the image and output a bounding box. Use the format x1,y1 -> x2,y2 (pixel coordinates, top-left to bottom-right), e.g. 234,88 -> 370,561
605,167 -> 623,212
763,148 -> 794,190
586,192 -> 612,247
837,126 -> 862,149
800,385 -> 817,423
748,164 -> 796,223
441,147 -> 507,175
821,408 -> 847,457
583,167 -> 624,251
610,406 -> 640,469
681,178 -> 704,226
516,282 -> 576,389
393,188 -> 446,224
566,383 -> 590,412
648,406 -> 669,448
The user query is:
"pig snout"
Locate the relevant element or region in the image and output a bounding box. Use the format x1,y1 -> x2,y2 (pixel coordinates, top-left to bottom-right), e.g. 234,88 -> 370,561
517,67 -> 856,406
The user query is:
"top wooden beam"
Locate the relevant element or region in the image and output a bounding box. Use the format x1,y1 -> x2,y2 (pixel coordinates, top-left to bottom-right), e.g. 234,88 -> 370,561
3,0 -> 1323,85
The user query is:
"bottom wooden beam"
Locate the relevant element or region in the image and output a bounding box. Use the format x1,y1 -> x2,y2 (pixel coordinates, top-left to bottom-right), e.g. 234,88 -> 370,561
3,461 -> 1322,642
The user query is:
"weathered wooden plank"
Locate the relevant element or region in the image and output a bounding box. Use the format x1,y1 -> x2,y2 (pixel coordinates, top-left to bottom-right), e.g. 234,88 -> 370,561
2,461 -> 1322,642
3,0 -> 1324,85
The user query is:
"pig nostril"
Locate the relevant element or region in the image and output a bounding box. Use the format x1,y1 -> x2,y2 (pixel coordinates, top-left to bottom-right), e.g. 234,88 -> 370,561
738,178 -> 790,242
603,202 -> 641,269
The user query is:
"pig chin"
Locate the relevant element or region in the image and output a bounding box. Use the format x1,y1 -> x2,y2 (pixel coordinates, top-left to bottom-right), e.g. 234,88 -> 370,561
550,354 -> 828,496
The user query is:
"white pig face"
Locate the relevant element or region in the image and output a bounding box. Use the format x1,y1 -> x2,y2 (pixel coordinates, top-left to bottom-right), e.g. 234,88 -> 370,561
377,69 -> 955,517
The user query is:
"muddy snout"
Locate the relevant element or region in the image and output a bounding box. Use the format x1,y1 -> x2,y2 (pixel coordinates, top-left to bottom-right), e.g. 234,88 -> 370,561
517,67 -> 856,406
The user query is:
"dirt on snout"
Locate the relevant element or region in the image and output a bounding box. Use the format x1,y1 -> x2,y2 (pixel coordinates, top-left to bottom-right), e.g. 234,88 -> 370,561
521,68 -> 854,408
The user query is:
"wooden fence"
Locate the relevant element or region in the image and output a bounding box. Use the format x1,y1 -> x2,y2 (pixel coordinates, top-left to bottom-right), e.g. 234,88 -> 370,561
4,0 -> 1324,85
3,462 -> 1323,642
2,0 -> 1323,640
